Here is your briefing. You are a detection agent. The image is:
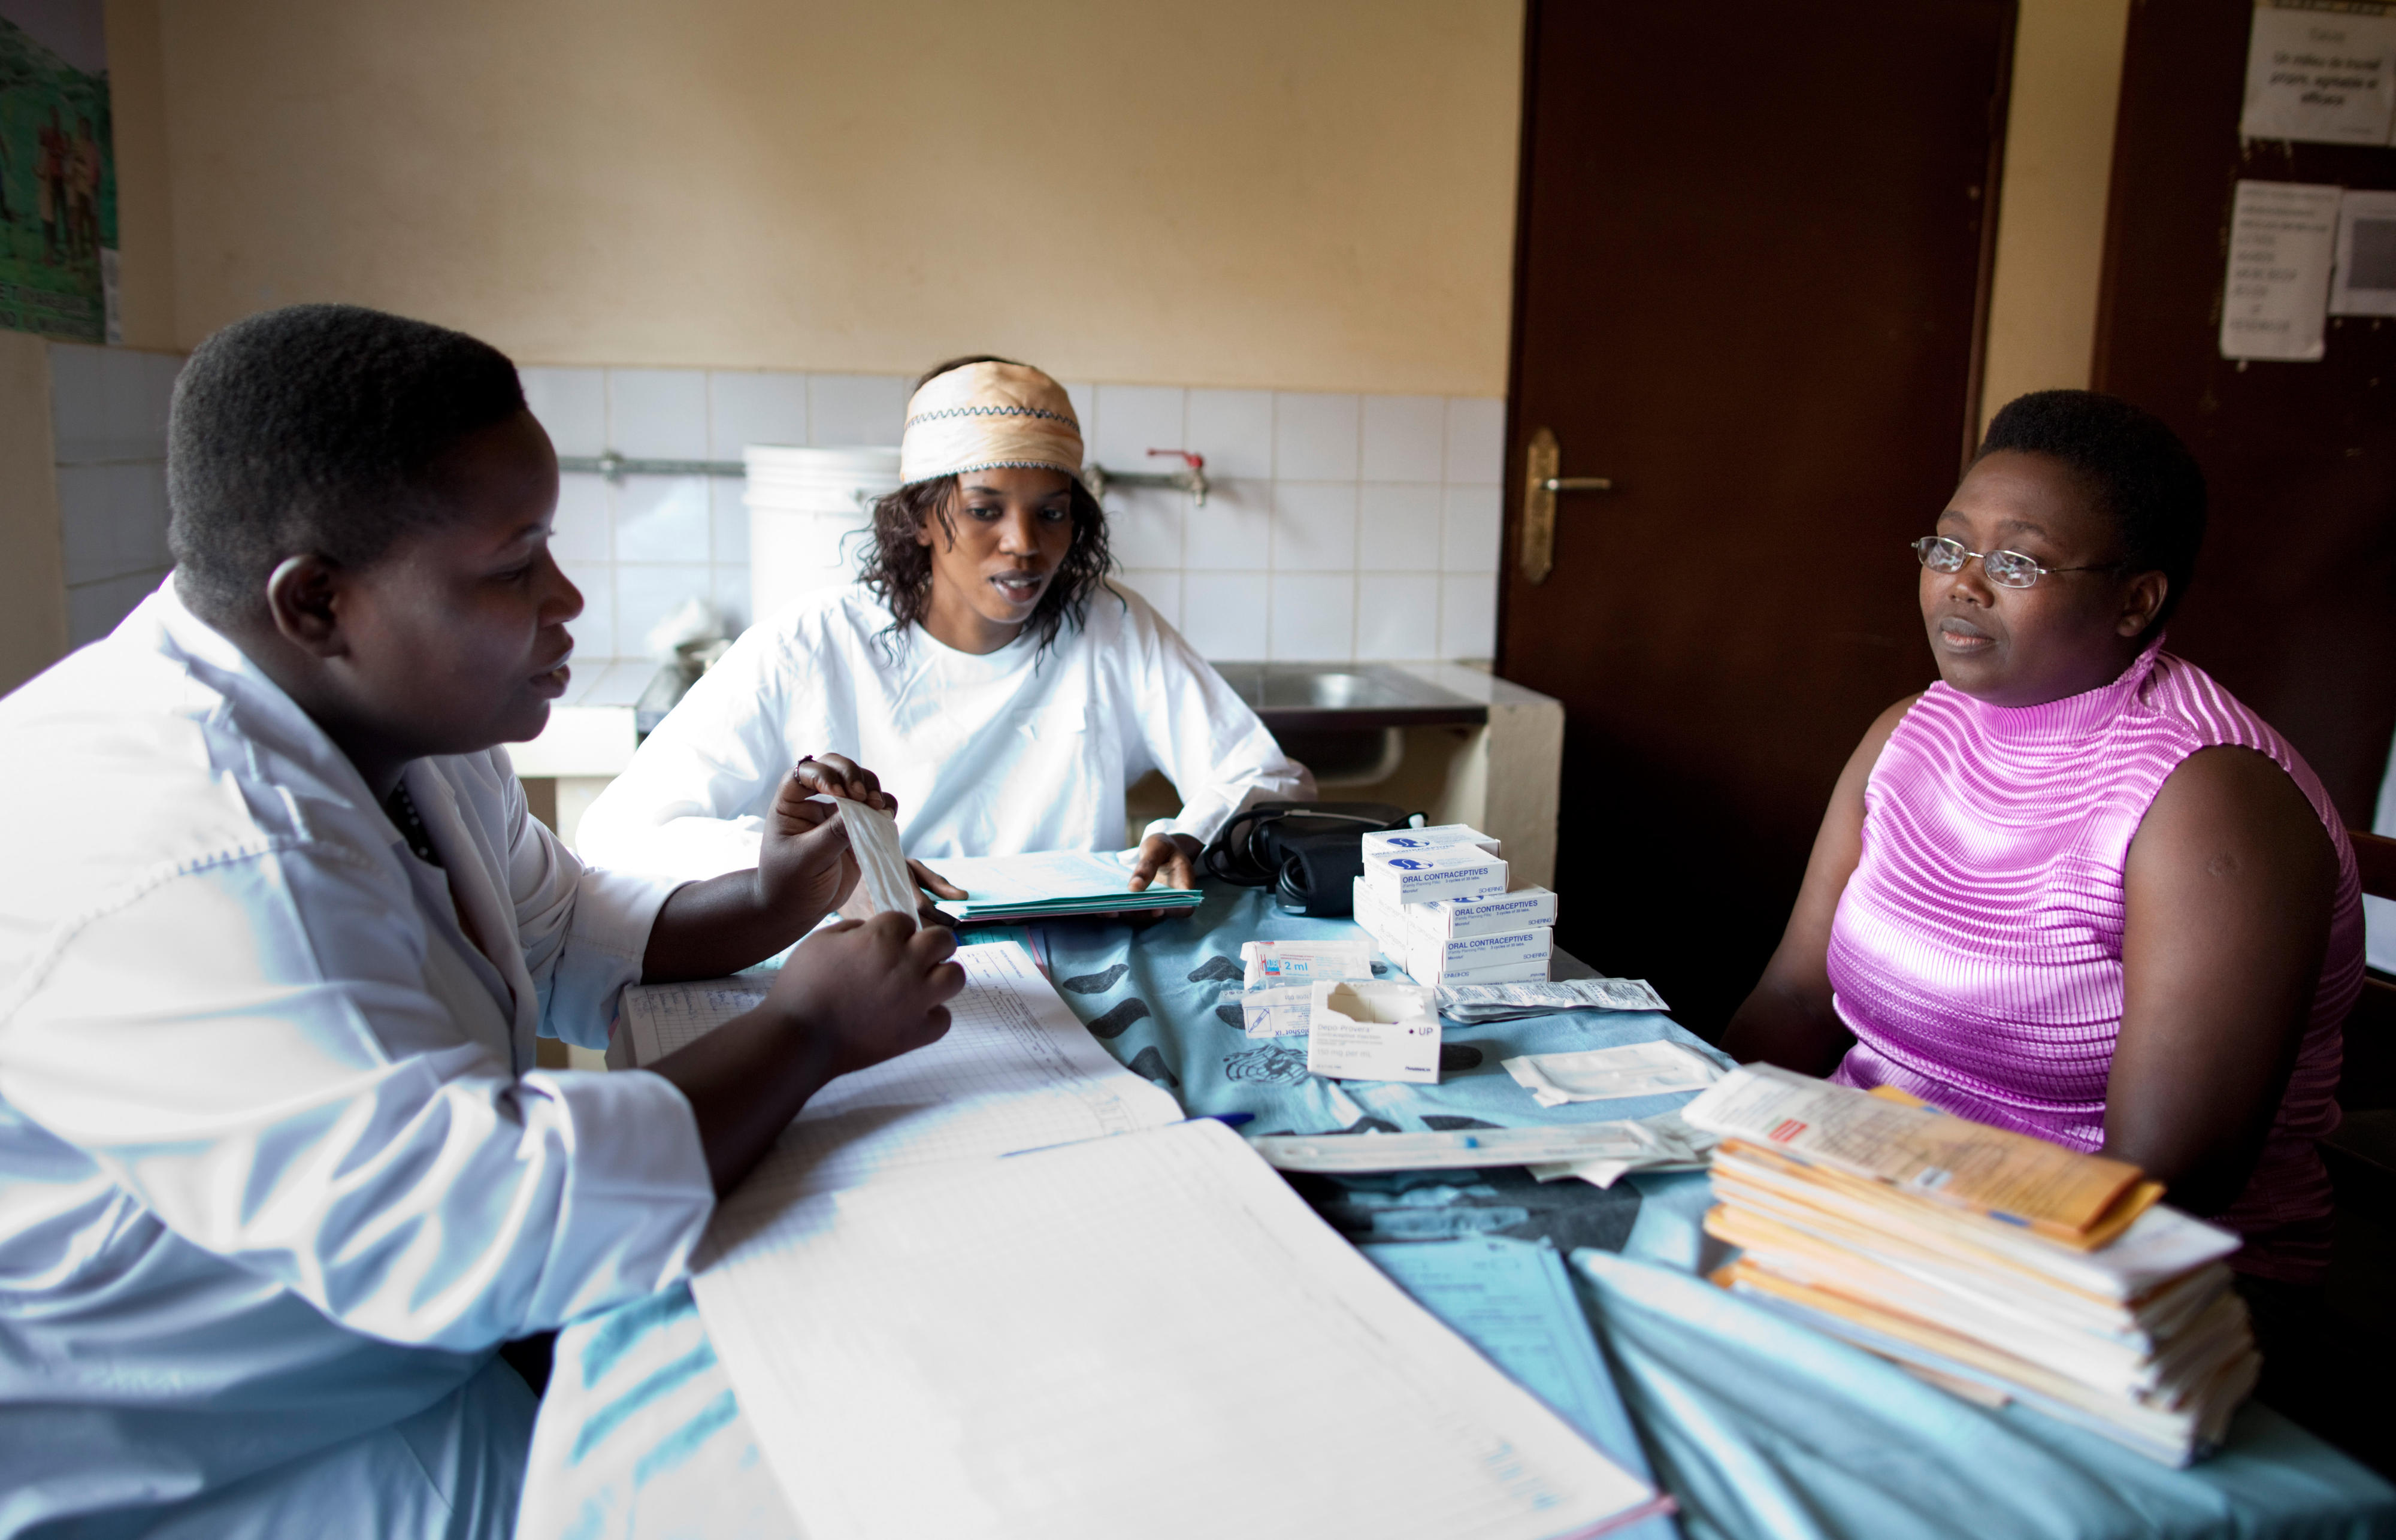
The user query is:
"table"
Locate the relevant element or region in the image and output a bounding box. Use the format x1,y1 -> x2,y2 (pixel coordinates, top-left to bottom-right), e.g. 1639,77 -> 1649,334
516,886 -> 2396,1540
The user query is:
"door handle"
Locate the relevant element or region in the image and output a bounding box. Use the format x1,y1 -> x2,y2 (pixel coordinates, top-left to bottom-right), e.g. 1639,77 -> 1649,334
1519,426 -> 1617,583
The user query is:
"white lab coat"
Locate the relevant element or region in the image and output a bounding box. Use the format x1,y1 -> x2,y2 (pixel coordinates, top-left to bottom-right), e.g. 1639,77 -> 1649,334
0,582 -> 714,1538
577,582 -> 1311,878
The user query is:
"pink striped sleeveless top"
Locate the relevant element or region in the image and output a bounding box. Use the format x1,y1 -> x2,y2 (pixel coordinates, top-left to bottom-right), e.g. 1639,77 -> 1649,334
1827,636 -> 2363,1283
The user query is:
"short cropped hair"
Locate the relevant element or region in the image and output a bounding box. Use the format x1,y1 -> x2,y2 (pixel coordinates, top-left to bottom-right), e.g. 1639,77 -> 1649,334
168,304 -> 528,620
1976,390 -> 2207,630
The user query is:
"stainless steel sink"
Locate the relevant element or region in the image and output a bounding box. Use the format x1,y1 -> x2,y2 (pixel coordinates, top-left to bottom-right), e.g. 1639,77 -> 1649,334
1211,663 -> 1487,730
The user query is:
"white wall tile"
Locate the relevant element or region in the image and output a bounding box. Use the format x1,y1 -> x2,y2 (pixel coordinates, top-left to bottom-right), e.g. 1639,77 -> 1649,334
1358,483 -> 1442,572
1441,484 -> 1502,573
1269,573 -> 1356,662
612,474 -> 711,562
616,563 -> 713,659
1270,481 -> 1357,571
47,343 -> 105,460
55,464 -> 114,585
102,346 -> 157,459
1179,572 -> 1267,658
607,369 -> 709,461
521,367 -> 606,458
1444,397 -> 1505,486
1185,389 -> 1272,479
550,472 -> 611,562
810,374 -> 907,447
712,564 -> 753,631
1357,573 -> 1442,659
1441,573 -> 1498,658
707,370 -> 809,460
558,562 -> 616,658
1273,391 -> 1359,481
1106,487 -> 1182,568
143,352 -> 183,446
1182,478 -> 1273,570
1091,384 -> 1185,473
1361,395 -> 1446,483
1064,382 -> 1097,448
114,463 -> 170,571
710,479 -> 751,565
66,569 -> 164,648
1115,568 -> 1182,631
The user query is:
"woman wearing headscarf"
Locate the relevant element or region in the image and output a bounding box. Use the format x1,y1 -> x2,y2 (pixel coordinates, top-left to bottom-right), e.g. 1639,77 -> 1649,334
577,356 -> 1311,894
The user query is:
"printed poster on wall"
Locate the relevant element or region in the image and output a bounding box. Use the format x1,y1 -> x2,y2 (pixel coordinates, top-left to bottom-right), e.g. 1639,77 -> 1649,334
2220,180 -> 2342,361
0,0 -> 114,343
2240,1 -> 2396,146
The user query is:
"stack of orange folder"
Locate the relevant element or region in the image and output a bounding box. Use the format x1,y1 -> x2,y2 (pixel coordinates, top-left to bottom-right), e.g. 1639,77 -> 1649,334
1680,1065 -> 2256,1466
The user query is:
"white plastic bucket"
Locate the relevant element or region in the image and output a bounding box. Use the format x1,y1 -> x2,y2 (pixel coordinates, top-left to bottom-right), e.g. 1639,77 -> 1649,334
745,446 -> 900,625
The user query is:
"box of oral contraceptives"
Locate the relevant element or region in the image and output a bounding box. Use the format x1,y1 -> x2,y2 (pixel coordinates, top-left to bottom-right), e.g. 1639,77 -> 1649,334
1360,824 -> 1502,861
1409,924 -> 1552,978
1408,948 -> 1550,989
1411,886 -> 1557,940
1306,981 -> 1442,1084
1351,878 -> 1428,960
1364,845 -> 1508,906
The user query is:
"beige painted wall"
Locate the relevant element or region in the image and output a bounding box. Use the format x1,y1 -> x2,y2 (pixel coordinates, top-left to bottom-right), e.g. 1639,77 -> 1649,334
105,0 -> 177,353
0,332 -> 66,694
1978,0 -> 2133,431
146,0 -> 1525,395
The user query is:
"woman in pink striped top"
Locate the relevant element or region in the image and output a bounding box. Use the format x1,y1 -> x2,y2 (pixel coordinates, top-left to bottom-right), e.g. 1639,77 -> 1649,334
1724,392 -> 2362,1286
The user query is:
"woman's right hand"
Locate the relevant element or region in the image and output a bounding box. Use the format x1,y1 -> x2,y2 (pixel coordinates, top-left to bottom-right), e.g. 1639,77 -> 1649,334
766,913 -> 963,1081
650,912 -> 963,1195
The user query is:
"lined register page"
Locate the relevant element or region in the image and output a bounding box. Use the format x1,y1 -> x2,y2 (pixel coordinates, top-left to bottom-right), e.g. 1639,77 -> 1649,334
693,1118 -> 1662,1540
671,941 -> 1185,1238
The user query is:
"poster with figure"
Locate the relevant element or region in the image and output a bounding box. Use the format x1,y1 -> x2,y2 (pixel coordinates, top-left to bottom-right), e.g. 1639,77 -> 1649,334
0,1 -> 113,343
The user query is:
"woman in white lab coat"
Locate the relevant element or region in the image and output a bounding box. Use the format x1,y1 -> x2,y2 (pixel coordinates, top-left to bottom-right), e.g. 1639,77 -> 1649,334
577,357 -> 1312,894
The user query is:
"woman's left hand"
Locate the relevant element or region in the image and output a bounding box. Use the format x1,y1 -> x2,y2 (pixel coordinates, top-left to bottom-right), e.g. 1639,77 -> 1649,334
1127,833 -> 1202,891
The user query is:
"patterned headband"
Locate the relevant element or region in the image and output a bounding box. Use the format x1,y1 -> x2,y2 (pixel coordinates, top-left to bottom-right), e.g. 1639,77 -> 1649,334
900,361 -> 1085,489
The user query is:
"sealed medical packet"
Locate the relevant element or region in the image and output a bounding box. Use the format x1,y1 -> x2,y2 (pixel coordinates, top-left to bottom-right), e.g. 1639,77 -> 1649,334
1239,983 -> 1315,1038
1364,846 -> 1508,906
1436,978 -> 1671,1021
1239,937 -> 1375,988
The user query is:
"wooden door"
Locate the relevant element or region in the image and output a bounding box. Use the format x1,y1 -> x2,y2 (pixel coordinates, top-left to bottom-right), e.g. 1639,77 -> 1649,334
2094,0 -> 2396,826
1498,0 -> 2017,1037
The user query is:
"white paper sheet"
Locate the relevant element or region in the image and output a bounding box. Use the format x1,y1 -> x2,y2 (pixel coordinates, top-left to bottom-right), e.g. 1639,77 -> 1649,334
2332,188 -> 2396,316
693,1119 -> 1662,1540
621,979 -> 769,1065
2219,179 -> 2341,361
700,940 -> 1184,1225
2240,4 -> 2396,146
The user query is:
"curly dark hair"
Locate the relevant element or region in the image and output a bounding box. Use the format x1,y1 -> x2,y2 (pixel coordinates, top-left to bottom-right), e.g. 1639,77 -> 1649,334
856,355 -> 1117,656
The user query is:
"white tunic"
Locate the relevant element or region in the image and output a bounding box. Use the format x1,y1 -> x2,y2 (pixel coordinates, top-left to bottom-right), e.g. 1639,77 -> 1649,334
0,583 -> 714,1538
577,582 -> 1311,878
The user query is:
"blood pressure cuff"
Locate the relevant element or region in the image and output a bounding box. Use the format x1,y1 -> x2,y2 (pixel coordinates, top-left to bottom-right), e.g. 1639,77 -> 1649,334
1200,801 -> 1418,916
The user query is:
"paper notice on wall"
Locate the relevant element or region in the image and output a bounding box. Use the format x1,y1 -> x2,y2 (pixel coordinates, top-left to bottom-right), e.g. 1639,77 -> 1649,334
2332,189 -> 2396,316
2220,180 -> 2341,361
2240,4 -> 2396,146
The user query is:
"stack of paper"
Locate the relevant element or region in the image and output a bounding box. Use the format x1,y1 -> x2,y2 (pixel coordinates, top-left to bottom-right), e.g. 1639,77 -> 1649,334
918,848 -> 1203,922
666,941 -> 1663,1540
1681,1066 -> 2256,1466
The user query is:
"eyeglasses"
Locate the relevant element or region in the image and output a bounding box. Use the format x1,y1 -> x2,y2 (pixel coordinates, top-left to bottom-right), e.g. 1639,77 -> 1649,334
1911,535 -> 2120,590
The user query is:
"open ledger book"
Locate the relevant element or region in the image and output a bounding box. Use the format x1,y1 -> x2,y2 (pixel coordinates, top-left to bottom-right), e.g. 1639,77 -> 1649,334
623,943 -> 1665,1540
